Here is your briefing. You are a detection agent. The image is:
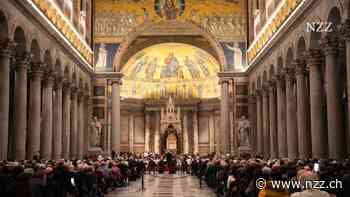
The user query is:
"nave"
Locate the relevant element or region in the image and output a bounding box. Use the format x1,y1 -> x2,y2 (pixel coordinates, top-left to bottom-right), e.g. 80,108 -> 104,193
106,174 -> 216,197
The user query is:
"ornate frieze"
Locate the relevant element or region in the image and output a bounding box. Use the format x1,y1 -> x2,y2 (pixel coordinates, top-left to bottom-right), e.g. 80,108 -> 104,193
29,0 -> 93,64
247,0 -> 304,63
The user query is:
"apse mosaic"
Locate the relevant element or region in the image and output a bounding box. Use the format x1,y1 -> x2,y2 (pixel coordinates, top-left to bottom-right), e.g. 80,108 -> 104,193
120,43 -> 221,99
95,0 -> 245,41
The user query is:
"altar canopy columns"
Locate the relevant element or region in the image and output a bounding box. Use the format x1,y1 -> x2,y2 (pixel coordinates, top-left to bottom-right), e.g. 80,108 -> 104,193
111,73 -> 123,154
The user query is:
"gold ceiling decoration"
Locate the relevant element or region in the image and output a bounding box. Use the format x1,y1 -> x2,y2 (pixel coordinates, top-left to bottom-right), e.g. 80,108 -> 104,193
94,0 -> 246,42
120,43 -> 221,99
247,0 -> 303,64
30,0 -> 93,64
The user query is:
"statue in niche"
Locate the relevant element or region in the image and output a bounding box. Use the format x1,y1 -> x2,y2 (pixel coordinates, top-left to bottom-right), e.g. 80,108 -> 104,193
90,116 -> 102,147
237,115 -> 250,146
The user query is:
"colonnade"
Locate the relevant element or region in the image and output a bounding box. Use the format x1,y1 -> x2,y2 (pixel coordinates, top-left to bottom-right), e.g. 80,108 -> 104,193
0,40 -> 91,160
251,32 -> 349,160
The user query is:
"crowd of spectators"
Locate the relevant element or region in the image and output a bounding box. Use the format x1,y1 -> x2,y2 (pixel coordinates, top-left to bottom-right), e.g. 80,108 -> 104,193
2,151 -> 350,197
191,153 -> 350,197
0,153 -> 146,197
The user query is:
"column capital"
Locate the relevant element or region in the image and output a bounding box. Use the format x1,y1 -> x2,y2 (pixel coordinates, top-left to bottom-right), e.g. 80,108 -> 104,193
43,70 -> 55,87
293,59 -> 307,76
54,76 -> 64,90
218,72 -> 234,84
339,19 -> 350,41
249,94 -> 256,104
31,62 -> 45,77
321,34 -> 339,56
255,88 -> 263,97
106,72 -> 123,85
16,52 -> 32,68
283,66 -> 296,83
78,90 -> 85,102
305,49 -> 324,67
262,83 -> 270,96
71,84 -> 78,97
63,80 -> 71,94
276,74 -> 285,89
268,80 -> 276,93
0,39 -> 16,57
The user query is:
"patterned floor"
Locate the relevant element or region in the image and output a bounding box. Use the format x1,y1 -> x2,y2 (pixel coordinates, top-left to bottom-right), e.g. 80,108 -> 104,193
106,173 -> 217,197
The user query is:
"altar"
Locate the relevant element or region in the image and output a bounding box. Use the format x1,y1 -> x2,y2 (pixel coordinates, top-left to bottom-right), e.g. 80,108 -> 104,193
160,97 -> 182,153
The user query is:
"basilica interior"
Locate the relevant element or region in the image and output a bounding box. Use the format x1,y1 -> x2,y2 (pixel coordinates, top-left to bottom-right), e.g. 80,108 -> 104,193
1,0 -> 350,162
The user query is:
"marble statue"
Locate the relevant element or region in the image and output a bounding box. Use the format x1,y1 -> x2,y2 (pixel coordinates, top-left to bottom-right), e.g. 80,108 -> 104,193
237,115 -> 250,146
90,116 -> 102,147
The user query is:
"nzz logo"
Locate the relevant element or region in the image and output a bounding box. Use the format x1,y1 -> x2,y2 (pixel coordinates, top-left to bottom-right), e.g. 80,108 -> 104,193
306,22 -> 333,33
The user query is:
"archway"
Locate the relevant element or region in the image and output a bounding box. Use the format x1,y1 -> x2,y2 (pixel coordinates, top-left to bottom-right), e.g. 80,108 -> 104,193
113,20 -> 227,72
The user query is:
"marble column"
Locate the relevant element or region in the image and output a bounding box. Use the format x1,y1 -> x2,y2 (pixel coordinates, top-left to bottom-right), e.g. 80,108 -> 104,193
41,71 -> 54,159
111,75 -> 122,154
268,80 -> 278,158
285,67 -> 298,158
256,90 -> 264,155
129,113 -> 134,153
262,85 -> 270,158
248,94 -> 257,155
14,53 -> 30,160
218,75 -> 231,154
341,20 -> 350,155
62,81 -> 71,159
154,111 -> 160,154
27,62 -> 44,159
0,41 -> 15,160
209,111 -> 215,153
84,95 -> 91,153
77,91 -> 84,159
276,75 -> 287,158
322,35 -> 346,159
306,50 -> 327,158
294,59 -> 311,159
145,112 -> 150,152
183,112 -> 189,154
52,78 -> 63,160
193,111 -> 199,154
70,86 -> 78,159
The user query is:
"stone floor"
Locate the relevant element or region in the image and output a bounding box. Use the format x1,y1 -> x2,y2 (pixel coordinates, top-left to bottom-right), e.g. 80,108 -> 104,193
106,173 -> 217,197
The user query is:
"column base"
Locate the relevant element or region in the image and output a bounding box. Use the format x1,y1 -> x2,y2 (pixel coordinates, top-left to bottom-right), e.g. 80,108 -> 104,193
238,146 -> 253,157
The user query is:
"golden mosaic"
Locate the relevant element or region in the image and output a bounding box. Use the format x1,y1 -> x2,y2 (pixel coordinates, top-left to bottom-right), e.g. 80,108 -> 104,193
120,43 -> 221,99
